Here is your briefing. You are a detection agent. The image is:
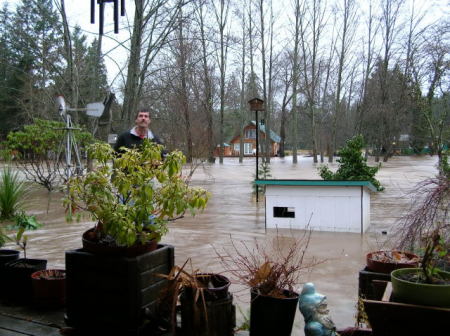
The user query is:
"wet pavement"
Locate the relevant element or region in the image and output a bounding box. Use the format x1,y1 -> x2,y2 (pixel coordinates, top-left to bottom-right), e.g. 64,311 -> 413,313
0,155 -> 439,334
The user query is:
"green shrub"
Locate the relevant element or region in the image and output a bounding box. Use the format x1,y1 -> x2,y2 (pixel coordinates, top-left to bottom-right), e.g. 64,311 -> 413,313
318,135 -> 384,191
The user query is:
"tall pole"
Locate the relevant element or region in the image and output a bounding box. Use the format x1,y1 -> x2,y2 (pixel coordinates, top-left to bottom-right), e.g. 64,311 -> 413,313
248,98 -> 264,203
255,110 -> 259,202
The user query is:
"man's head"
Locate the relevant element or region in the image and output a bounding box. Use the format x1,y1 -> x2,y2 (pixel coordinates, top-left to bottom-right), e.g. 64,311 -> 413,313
135,110 -> 151,129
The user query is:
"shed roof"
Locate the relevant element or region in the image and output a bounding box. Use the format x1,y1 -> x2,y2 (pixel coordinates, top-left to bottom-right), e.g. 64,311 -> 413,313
255,179 -> 377,192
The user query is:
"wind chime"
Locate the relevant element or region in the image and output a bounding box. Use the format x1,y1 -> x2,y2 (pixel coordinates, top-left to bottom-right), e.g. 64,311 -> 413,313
91,0 -> 126,35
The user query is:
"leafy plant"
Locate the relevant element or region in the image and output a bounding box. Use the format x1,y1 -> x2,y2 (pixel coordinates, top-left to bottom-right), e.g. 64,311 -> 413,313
3,119 -> 94,191
319,135 -> 384,191
216,229 -> 322,298
0,166 -> 29,220
66,140 -> 209,247
12,211 -> 42,258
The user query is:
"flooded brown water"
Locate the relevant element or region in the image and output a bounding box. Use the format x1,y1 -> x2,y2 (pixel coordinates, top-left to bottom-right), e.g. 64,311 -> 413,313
0,155 -> 439,333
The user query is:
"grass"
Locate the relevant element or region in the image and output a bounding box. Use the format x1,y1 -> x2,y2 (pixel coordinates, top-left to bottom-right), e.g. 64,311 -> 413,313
0,165 -> 29,220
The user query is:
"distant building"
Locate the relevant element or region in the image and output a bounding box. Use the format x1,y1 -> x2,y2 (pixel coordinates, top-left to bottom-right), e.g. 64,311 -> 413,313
214,121 -> 280,157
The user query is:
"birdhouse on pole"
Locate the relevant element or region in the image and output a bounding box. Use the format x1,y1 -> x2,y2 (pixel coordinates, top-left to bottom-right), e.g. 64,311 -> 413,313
248,98 -> 265,111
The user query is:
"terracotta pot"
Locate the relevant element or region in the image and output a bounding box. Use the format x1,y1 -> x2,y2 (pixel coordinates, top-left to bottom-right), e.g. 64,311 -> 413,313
366,250 -> 419,274
31,269 -> 66,307
82,228 -> 157,257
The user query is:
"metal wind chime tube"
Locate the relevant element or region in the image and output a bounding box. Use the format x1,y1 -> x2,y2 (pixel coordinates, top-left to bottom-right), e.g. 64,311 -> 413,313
90,0 -> 126,35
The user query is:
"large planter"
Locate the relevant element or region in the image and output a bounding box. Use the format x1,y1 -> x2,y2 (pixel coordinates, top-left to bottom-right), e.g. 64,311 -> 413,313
2,258 -> 47,303
391,268 -> 450,308
180,273 -> 235,336
250,288 -> 299,336
366,250 -> 418,274
31,269 -> 66,308
65,244 -> 174,335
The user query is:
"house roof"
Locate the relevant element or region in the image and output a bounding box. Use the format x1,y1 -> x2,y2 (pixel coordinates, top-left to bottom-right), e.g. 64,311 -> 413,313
250,121 -> 281,143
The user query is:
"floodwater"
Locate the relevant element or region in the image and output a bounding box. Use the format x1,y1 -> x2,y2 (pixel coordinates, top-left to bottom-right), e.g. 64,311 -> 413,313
0,155 -> 439,333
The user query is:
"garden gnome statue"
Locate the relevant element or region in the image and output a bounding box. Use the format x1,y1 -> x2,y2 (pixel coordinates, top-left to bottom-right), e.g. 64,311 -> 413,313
299,283 -> 337,336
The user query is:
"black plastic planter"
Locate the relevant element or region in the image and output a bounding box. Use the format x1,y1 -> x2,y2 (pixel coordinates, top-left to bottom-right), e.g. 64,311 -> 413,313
3,258 -> 47,303
65,244 -> 174,335
250,288 -> 299,336
0,249 -> 20,268
0,249 -> 20,300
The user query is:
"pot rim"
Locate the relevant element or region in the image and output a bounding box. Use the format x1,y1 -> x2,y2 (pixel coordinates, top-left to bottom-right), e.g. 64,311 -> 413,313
367,250 -> 419,262
250,287 -> 299,299
391,267 -> 450,287
31,269 -> 66,280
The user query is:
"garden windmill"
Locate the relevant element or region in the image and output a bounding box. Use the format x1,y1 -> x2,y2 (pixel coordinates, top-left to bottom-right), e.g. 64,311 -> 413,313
55,96 -> 105,181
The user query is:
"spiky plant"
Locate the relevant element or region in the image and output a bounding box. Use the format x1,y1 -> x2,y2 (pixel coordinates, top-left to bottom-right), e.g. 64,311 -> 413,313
0,166 -> 29,220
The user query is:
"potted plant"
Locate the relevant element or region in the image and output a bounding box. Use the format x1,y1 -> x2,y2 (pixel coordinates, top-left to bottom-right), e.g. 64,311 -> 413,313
31,269 -> 66,308
0,227 -> 19,268
64,140 -> 209,334
365,250 -> 419,274
216,229 -> 321,336
390,152 -> 450,307
3,212 -> 46,303
391,229 -> 450,307
0,163 -> 29,269
157,259 -> 234,336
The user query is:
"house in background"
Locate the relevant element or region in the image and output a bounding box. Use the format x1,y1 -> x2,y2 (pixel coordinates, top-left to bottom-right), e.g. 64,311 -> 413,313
214,121 -> 280,157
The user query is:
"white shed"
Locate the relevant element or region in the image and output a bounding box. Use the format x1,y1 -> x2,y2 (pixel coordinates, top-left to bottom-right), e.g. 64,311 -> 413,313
255,180 -> 377,234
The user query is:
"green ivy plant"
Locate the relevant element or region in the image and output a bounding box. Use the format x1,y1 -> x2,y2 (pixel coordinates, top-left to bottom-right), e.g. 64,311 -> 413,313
66,140 -> 209,247
318,135 -> 384,191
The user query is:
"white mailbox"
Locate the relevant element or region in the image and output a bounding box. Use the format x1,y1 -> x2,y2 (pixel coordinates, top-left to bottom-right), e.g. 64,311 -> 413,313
255,180 -> 377,233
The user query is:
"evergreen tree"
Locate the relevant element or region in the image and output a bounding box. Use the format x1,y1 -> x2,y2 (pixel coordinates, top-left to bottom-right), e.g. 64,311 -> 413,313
319,135 -> 384,191
7,0 -> 64,124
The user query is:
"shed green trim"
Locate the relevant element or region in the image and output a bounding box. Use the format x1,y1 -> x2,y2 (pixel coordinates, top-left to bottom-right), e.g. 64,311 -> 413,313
255,179 -> 377,192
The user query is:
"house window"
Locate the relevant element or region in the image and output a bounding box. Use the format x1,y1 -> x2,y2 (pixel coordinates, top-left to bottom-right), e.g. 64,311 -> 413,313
245,129 -> 256,139
234,143 -> 240,152
273,207 -> 295,218
244,143 -> 253,155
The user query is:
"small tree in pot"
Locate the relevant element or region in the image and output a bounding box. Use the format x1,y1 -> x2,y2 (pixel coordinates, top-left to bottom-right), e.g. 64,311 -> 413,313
390,153 -> 450,307
216,229 -> 322,336
64,140 -> 210,334
66,140 -> 209,253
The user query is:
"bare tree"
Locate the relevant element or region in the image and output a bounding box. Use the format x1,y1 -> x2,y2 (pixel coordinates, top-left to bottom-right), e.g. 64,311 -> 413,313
121,0 -> 184,125
289,0 -> 305,164
213,0 -> 231,164
330,0 -> 357,162
195,0 -> 216,163
299,0 -> 328,163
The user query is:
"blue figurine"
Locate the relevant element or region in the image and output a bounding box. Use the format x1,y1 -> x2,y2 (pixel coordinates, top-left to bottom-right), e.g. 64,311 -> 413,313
299,283 -> 337,336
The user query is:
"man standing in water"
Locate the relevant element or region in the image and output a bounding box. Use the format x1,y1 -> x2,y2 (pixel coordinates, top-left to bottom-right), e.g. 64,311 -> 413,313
114,109 -> 163,152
